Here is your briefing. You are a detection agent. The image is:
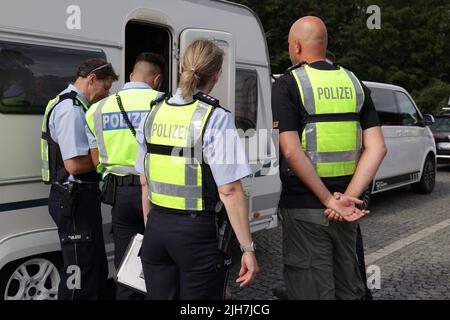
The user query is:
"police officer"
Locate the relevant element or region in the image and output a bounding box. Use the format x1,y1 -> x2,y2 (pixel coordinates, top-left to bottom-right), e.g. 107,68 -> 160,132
328,50 -> 373,300
272,16 -> 387,299
85,52 -> 165,300
134,39 -> 259,300
41,58 -> 118,299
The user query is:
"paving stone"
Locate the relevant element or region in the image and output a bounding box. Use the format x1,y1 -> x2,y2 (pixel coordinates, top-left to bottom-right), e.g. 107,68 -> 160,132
229,166 -> 450,300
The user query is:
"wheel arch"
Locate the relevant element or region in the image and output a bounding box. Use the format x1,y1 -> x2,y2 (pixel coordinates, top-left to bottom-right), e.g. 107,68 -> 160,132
0,228 -> 61,271
420,150 -> 436,179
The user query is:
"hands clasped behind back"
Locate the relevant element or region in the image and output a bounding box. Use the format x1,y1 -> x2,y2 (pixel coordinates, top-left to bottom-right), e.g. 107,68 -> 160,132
324,192 -> 369,222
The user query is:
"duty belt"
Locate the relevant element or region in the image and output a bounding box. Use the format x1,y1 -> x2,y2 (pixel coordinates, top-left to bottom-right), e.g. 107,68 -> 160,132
115,174 -> 141,186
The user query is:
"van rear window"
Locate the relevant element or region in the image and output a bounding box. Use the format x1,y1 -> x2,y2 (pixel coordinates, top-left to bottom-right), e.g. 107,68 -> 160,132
0,41 -> 105,114
369,87 -> 402,126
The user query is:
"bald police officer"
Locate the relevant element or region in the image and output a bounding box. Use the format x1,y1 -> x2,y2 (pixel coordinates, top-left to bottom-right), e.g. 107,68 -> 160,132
272,17 -> 387,299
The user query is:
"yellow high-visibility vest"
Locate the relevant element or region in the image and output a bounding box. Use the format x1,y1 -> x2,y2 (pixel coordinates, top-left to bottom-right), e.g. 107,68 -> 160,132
291,63 -> 365,177
41,91 -> 88,183
85,88 -> 160,178
143,95 -> 220,211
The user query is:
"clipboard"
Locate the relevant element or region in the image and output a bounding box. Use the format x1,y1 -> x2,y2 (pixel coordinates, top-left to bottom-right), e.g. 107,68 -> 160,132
115,233 -> 147,295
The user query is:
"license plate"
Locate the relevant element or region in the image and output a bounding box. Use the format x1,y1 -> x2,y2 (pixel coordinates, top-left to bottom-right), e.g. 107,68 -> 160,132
438,142 -> 450,150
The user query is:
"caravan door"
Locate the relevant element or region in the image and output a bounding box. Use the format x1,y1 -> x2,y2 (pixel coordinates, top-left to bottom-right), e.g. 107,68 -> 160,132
179,30 -> 279,232
179,29 -> 235,113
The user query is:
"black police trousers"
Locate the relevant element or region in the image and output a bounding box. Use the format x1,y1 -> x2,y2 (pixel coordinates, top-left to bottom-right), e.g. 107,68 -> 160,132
141,205 -> 230,300
48,183 -> 108,300
111,185 -> 145,300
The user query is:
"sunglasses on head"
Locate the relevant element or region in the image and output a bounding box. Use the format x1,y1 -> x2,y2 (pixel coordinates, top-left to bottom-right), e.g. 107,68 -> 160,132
88,63 -> 111,75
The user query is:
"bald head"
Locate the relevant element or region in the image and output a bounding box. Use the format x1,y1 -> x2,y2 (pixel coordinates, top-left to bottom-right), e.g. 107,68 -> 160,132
288,16 -> 328,64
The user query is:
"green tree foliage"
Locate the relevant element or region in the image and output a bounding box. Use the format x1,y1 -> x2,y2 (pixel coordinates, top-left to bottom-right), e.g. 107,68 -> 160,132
413,80 -> 450,114
231,0 -> 450,113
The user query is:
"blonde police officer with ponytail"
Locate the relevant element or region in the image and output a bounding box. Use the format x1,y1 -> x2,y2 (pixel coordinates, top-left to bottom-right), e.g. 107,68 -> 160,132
272,17 -> 387,299
85,53 -> 165,300
134,39 -> 259,300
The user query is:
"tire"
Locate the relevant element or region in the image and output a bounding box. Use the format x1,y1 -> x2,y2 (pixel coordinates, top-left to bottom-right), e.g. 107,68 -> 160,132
0,253 -> 62,300
411,155 -> 436,194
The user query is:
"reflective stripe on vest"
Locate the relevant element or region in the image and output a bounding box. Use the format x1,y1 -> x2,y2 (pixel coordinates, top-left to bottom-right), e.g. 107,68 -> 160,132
40,93 -> 88,182
143,100 -> 213,211
86,89 -> 161,178
292,64 -> 364,177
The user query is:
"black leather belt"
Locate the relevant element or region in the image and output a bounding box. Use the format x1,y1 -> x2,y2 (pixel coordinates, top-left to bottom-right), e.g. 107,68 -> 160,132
115,175 -> 141,186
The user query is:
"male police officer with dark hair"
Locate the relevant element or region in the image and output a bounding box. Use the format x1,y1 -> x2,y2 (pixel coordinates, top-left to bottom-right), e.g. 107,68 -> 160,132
272,17 -> 387,299
41,58 -> 118,299
85,52 -> 164,300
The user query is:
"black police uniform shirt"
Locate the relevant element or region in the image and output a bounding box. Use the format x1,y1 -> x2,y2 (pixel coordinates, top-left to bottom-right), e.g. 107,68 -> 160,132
272,60 -> 381,209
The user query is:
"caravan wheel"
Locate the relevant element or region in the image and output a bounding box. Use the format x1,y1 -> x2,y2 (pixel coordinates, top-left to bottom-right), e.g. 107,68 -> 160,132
0,255 -> 61,300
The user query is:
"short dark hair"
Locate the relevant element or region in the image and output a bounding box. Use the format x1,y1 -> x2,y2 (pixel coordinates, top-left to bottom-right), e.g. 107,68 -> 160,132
134,52 -> 165,77
76,58 -> 119,81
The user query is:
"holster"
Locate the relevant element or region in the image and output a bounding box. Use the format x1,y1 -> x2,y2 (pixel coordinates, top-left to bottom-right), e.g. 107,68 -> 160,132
216,208 -> 236,255
101,174 -> 117,206
53,182 -> 79,217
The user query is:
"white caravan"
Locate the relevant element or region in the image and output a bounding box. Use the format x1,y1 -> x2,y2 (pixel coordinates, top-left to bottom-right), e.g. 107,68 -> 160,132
0,0 -> 280,299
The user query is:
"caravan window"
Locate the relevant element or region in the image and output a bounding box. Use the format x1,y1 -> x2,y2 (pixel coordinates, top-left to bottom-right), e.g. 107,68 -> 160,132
235,69 -> 258,131
0,41 -> 105,114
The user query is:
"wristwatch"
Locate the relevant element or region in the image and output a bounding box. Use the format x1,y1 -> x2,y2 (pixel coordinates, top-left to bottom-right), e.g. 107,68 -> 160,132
240,241 -> 256,253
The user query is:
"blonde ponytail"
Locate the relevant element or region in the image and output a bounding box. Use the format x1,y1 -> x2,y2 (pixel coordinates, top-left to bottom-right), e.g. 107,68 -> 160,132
179,39 -> 224,100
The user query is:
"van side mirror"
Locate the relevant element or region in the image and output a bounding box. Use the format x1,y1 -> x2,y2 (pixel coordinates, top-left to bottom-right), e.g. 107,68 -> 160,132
423,114 -> 435,126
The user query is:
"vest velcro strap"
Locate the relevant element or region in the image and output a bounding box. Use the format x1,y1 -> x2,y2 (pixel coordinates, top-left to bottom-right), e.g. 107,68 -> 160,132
304,112 -> 360,124
58,91 -> 84,108
41,131 -> 58,145
41,131 -> 51,141
59,91 -> 77,101
147,143 -> 196,158
150,92 -> 170,108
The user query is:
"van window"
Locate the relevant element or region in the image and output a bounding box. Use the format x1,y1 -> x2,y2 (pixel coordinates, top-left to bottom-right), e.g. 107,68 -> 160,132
235,69 -> 258,131
395,91 -> 419,126
0,41 -> 105,114
369,87 -> 402,126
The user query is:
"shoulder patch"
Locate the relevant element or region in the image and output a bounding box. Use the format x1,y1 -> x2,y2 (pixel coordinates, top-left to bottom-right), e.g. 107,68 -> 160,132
194,92 -> 220,108
58,90 -> 80,107
334,62 -> 349,70
286,61 -> 307,73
